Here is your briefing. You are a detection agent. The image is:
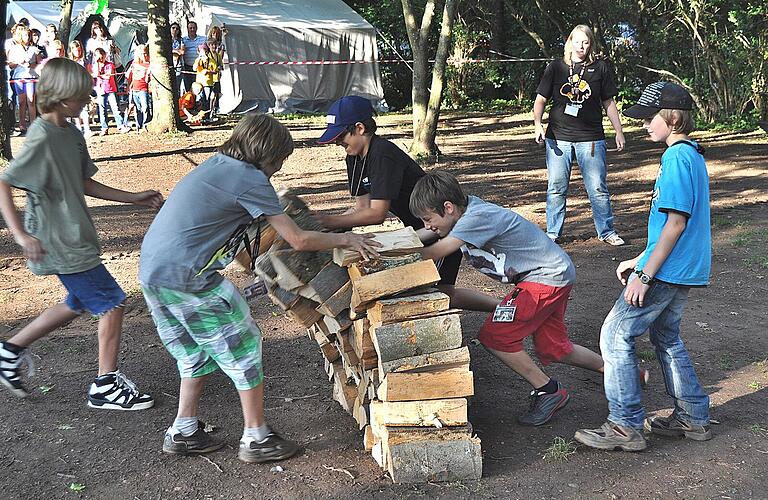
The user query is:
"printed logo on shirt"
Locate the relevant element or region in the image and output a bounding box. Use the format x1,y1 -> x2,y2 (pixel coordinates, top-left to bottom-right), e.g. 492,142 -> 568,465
460,244 -> 517,283
560,74 -> 592,104
197,218 -> 261,276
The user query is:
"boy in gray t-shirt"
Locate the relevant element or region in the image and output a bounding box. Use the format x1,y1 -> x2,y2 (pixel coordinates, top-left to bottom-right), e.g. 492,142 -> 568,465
411,171 -> 634,427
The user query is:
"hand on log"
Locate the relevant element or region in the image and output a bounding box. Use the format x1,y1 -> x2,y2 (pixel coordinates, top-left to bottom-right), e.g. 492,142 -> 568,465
342,232 -> 381,261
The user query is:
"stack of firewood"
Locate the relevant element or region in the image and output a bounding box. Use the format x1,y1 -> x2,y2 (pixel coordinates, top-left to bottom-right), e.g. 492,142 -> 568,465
251,193 -> 482,483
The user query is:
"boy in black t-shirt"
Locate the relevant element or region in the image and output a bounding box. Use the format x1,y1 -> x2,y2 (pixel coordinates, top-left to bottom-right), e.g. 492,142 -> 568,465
317,96 -> 498,312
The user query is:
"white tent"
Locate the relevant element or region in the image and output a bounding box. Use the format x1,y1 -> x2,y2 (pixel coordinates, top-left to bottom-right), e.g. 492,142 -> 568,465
180,0 -> 385,113
9,0 -> 384,114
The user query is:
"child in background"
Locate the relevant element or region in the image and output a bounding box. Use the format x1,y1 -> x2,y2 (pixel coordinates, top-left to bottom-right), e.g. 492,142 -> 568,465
193,42 -> 216,118
178,81 -> 206,125
139,113 -> 378,463
575,82 -> 712,451
68,40 -> 92,137
90,47 -> 130,135
206,38 -> 223,121
0,58 -> 163,409
7,23 -> 41,134
125,44 -> 151,131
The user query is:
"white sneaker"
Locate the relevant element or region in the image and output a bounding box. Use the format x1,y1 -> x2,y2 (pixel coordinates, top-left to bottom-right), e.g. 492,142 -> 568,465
604,234 -> 626,246
87,370 -> 154,410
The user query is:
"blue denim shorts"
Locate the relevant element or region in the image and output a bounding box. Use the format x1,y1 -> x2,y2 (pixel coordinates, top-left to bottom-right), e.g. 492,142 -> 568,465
58,264 -> 126,316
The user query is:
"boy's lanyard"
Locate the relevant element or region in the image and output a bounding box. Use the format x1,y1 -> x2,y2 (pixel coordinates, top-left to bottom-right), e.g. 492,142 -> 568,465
350,154 -> 367,197
568,62 -> 587,101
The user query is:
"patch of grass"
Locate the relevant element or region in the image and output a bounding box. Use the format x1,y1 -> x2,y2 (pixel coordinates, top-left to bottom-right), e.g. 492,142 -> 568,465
543,436 -> 577,462
747,380 -> 762,391
637,350 -> 656,362
733,227 -> 768,247
57,424 -> 74,430
719,355 -> 735,371
749,424 -> 766,435
755,359 -> 768,368
39,385 -> 54,394
68,483 -> 85,492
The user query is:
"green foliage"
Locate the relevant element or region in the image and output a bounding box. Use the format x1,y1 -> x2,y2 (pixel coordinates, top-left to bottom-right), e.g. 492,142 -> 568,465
543,436 -> 577,462
68,483 -> 85,492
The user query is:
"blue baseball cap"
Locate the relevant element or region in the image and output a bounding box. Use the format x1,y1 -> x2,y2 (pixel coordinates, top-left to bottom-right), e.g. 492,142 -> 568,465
317,96 -> 374,144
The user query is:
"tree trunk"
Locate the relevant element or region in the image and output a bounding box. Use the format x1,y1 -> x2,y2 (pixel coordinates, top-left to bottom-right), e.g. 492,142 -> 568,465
401,0 -> 458,159
0,0 -> 12,161
413,0 -> 458,158
146,0 -> 180,134
58,0 -> 74,45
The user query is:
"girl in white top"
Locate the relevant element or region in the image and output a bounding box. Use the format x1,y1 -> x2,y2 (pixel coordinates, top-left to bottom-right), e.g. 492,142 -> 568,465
85,22 -> 120,65
7,24 -> 41,134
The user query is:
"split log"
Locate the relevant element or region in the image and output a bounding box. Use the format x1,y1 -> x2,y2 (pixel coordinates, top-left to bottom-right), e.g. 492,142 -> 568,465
367,292 -> 451,326
330,360 -> 357,414
315,282 -> 352,317
323,312 -> 353,336
370,398 -> 468,428
270,249 -> 332,292
298,262 -> 349,304
334,227 -> 423,266
383,425 -> 482,483
311,326 -> 340,363
347,253 -> 422,280
379,347 -> 470,375
378,368 -> 474,402
254,253 -> 277,285
370,314 -> 463,363
285,296 -> 323,328
351,318 -> 377,367
266,286 -> 300,311
363,425 -> 376,451
350,260 -> 440,312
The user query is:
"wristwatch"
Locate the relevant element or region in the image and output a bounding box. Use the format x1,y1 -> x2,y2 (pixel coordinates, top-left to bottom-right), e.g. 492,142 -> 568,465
635,269 -> 654,285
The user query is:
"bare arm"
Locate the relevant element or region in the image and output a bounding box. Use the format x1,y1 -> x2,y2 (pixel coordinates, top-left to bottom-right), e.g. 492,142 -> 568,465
0,180 -> 44,261
420,235 -> 464,262
83,178 -> 163,209
623,211 -> 687,307
415,227 -> 439,245
532,94 -> 548,143
603,98 -> 625,151
266,213 -> 379,260
319,197 -> 391,230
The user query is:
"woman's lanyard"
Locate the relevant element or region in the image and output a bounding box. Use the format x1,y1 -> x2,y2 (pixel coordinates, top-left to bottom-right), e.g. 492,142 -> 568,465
569,61 -> 587,101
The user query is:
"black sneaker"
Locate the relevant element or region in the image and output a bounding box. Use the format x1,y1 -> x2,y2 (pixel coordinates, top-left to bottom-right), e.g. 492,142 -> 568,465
87,370 -> 154,410
518,382 -> 570,426
0,342 -> 32,398
238,431 -> 300,463
644,414 -> 712,441
163,421 -> 225,455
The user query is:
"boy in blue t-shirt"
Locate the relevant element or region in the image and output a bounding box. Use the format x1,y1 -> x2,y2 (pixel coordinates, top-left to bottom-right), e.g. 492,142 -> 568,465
575,82 -> 712,452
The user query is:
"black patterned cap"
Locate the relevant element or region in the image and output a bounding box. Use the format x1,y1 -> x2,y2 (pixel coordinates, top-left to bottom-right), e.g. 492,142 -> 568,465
623,82 -> 694,119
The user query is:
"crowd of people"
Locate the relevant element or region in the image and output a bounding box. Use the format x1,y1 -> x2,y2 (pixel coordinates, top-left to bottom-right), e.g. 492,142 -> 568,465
0,22 -> 713,466
4,17 -> 227,136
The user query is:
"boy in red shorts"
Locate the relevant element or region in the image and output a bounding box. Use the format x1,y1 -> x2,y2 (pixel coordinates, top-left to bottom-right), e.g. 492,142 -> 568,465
410,171 -> 646,426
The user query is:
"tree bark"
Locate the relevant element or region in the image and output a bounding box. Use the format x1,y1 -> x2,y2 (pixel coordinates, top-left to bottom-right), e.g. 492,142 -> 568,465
401,0 -> 458,159
146,0 -> 180,134
58,0 -> 74,45
0,0 -> 12,161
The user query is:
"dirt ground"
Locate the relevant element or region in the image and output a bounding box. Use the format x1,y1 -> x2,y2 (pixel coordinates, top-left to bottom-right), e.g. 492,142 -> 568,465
0,113 -> 766,500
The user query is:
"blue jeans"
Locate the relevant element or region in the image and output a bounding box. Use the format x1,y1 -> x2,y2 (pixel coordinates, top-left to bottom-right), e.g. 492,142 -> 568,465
58,264 -> 126,316
97,92 -> 125,130
545,138 -> 616,239
600,277 -> 710,429
131,90 -> 150,129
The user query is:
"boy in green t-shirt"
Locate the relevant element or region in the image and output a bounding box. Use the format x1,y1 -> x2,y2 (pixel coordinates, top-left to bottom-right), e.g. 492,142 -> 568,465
0,58 -> 163,410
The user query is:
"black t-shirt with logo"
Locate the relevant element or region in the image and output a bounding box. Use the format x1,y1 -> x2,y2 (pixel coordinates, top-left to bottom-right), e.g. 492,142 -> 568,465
535,59 -> 617,142
345,134 -> 426,229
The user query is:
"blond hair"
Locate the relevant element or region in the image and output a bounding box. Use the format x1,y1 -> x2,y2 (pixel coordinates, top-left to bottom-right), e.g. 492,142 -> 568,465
563,25 -> 597,65
50,39 -> 65,57
410,171 -> 468,217
658,109 -> 695,135
218,113 -> 294,170
37,58 -> 94,113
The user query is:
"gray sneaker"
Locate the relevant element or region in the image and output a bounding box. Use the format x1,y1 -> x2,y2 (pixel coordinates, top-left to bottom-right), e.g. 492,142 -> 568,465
517,382 -> 570,426
163,422 -> 225,455
238,431 -> 300,463
644,414 -> 712,441
574,421 -> 647,451
0,342 -> 33,398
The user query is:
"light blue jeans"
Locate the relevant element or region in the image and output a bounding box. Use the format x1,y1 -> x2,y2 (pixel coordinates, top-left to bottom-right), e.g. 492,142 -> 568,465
545,138 -> 617,240
600,276 -> 710,429
131,91 -> 150,130
97,92 -> 125,131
